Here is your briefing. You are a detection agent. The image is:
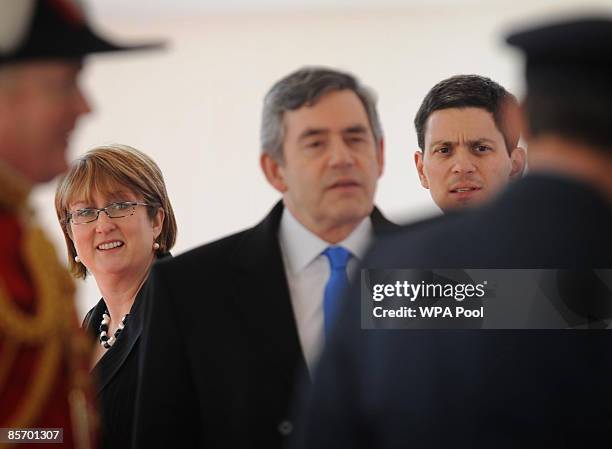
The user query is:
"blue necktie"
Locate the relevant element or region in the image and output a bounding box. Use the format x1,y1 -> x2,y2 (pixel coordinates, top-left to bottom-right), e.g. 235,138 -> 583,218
323,246 -> 351,338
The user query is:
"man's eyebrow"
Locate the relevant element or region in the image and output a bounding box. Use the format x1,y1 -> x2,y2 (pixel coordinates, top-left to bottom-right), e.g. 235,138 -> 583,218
467,138 -> 497,146
343,125 -> 368,134
429,140 -> 455,148
428,138 -> 498,148
298,128 -> 328,140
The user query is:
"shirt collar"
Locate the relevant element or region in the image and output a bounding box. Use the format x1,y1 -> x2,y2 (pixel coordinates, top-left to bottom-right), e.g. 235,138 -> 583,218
278,206 -> 373,274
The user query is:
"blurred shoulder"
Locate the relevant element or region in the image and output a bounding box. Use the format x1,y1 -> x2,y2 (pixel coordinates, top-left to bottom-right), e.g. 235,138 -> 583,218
366,210 -> 472,268
153,228 -> 252,274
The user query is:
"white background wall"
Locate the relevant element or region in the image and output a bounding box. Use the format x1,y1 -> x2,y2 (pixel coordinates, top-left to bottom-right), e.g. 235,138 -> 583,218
31,0 -> 612,317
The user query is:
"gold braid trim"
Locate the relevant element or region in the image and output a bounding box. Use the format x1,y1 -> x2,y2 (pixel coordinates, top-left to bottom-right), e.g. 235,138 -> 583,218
70,388 -> 92,449
0,161 -> 95,447
0,219 -> 93,446
68,329 -> 97,449
6,337 -> 61,428
0,227 -> 66,342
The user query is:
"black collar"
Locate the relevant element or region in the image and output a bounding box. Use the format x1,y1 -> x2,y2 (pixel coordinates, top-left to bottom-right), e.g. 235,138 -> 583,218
86,282 -> 148,395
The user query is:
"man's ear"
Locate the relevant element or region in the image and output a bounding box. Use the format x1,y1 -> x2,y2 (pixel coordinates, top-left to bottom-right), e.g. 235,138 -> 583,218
260,153 -> 288,193
376,138 -> 385,178
509,147 -> 527,180
414,150 -> 429,189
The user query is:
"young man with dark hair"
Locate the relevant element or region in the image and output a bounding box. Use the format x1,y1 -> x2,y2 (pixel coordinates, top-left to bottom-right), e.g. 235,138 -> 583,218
414,74 -> 525,211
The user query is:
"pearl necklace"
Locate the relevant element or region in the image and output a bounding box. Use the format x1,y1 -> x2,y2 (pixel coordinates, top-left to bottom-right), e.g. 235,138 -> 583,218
99,310 -> 128,349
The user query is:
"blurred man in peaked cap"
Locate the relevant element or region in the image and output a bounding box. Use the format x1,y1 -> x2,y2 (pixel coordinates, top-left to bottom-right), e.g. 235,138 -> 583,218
292,16 -> 612,449
0,1 -> 159,448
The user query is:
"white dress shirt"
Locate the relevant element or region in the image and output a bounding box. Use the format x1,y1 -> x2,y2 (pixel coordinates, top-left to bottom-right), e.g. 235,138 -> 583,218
278,208 -> 373,374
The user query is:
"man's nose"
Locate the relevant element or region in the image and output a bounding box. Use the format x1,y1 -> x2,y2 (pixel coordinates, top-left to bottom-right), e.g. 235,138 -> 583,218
329,138 -> 355,167
451,149 -> 477,174
74,87 -> 92,116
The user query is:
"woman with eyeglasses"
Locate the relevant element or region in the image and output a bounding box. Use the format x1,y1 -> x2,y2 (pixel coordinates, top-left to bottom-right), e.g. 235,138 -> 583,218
54,144 -> 177,449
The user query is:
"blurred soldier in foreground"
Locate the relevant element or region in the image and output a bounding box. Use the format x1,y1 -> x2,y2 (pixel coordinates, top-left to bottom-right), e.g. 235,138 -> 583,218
293,17 -> 612,449
0,1 -> 158,447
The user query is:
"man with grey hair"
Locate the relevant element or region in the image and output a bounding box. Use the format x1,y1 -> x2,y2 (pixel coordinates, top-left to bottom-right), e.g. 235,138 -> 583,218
133,67 -> 397,449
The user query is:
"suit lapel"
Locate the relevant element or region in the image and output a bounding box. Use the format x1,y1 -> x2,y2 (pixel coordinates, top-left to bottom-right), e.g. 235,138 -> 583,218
229,201 -> 309,386
83,298 -> 106,340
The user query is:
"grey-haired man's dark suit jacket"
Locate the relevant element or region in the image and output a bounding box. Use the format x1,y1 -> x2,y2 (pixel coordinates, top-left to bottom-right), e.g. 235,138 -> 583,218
132,201 -> 398,449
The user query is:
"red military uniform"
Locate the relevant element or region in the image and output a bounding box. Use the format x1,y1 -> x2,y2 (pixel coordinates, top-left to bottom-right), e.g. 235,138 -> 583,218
0,165 -> 97,449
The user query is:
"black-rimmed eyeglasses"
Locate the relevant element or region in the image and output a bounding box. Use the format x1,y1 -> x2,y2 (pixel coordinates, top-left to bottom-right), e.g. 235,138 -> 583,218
68,201 -> 153,225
